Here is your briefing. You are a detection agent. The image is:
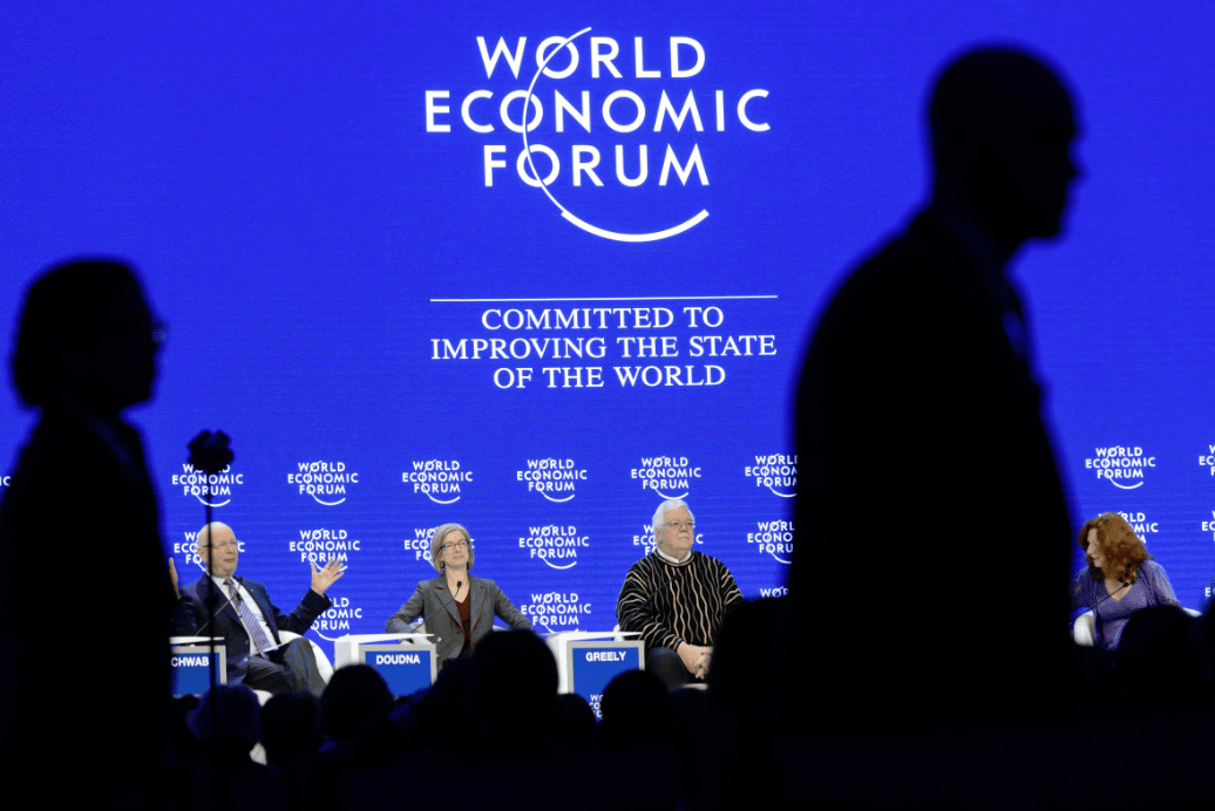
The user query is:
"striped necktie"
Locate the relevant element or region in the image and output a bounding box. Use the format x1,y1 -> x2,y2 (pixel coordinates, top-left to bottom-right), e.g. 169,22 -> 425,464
224,578 -> 273,656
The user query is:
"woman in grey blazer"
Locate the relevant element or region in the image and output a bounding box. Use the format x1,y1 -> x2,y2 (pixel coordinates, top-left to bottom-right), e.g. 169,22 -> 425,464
385,522 -> 533,668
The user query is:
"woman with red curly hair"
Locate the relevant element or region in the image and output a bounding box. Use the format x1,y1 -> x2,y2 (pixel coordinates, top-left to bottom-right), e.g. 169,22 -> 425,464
1072,512 -> 1180,650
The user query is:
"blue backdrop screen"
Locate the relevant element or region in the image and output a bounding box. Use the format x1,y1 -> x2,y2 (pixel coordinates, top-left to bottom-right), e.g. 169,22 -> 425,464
2,2 -> 1213,649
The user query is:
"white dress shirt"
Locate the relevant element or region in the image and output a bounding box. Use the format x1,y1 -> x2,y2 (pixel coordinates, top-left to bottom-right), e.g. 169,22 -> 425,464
210,573 -> 278,654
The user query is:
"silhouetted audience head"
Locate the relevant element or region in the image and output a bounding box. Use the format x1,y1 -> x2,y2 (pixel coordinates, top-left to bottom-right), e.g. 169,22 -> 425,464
321,665 -> 393,745
598,668 -> 670,749
709,598 -> 789,730
189,685 -> 261,755
549,692 -> 597,755
1201,599 -> 1215,695
929,47 -> 1079,248
403,657 -> 474,758
1118,605 -> 1203,712
469,630 -> 557,746
169,695 -> 202,759
261,692 -> 322,769
12,258 -> 161,412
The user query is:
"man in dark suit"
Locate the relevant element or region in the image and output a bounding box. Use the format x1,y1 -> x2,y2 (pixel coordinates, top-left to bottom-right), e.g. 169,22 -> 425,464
792,48 -> 1079,729
174,521 -> 345,695
0,259 -> 171,808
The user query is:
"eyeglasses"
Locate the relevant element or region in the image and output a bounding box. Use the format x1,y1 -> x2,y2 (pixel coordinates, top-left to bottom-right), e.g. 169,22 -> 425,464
102,318 -> 168,349
441,539 -> 470,551
199,540 -> 238,551
664,521 -> 695,531
151,321 -> 169,349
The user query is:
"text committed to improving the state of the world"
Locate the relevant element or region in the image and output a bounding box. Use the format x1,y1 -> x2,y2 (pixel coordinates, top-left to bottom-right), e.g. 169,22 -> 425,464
429,302 -> 778,389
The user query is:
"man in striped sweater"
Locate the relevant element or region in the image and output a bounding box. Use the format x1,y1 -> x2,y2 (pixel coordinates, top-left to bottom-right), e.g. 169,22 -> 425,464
616,498 -> 745,688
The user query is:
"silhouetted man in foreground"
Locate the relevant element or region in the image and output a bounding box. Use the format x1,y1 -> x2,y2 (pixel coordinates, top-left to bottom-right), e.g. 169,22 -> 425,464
793,47 -> 1078,729
0,259 -> 171,807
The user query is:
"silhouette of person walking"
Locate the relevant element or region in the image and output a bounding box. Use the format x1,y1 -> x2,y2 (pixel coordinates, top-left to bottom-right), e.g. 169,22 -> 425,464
0,259 -> 172,808
792,47 -> 1079,730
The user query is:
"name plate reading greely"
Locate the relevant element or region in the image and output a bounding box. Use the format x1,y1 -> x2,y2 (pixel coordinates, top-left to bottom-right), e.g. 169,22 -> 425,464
567,640 -> 644,719
360,643 -> 437,697
170,645 -> 226,695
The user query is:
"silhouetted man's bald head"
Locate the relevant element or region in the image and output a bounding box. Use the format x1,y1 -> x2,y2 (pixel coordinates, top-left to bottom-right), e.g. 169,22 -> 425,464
929,47 -> 1079,253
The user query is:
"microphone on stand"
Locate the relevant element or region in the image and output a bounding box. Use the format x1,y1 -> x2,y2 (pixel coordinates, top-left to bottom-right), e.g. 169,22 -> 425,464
192,589 -> 237,636
186,428 -> 234,805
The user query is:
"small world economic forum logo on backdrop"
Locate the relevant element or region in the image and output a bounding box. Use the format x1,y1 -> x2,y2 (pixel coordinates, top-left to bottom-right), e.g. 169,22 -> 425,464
289,528 -> 361,566
746,519 -> 793,564
423,28 -> 770,241
311,593 -> 365,642
521,591 -> 592,631
1084,445 -> 1154,490
1198,444 -> 1215,477
403,459 -> 473,505
518,524 -> 590,570
517,457 -> 587,502
744,453 -> 796,498
404,527 -> 437,563
288,460 -> 359,506
1201,511 -> 1215,542
172,464 -> 244,507
629,455 -> 701,499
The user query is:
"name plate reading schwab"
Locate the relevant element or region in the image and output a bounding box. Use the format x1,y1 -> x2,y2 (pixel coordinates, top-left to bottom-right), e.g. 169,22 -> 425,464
171,644 -> 227,695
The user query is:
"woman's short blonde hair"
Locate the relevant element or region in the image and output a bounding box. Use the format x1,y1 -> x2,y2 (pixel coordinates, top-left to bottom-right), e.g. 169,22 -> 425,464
430,523 -> 473,573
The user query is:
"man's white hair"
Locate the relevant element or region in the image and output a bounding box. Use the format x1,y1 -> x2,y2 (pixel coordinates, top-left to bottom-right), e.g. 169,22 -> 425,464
651,498 -> 694,536
196,521 -> 232,547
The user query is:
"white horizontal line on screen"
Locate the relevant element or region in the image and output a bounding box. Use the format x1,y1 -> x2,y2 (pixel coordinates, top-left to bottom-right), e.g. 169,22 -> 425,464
430,295 -> 778,302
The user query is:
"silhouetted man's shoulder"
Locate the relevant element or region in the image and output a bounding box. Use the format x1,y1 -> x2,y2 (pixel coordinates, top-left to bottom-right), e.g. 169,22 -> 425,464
795,205 -> 1062,532
815,214 -> 992,348
802,213 -> 995,434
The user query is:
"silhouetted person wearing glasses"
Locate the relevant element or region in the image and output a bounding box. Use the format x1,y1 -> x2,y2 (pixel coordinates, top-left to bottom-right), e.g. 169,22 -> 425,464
793,48 -> 1078,729
0,259 -> 171,808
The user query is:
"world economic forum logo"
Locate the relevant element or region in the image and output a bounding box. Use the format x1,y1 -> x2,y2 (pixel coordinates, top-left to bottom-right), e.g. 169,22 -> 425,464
403,459 -> 472,505
424,29 -> 770,241
630,455 -> 701,499
311,593 -> 364,642
517,457 -> 587,502
289,528 -> 361,566
1199,444 -> 1215,477
745,453 -> 796,498
404,527 -> 436,563
746,519 -> 793,564
1202,511 -> 1215,542
518,524 -> 589,570
1084,445 -> 1154,490
172,463 -> 244,507
521,591 -> 591,631
288,460 -> 359,506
